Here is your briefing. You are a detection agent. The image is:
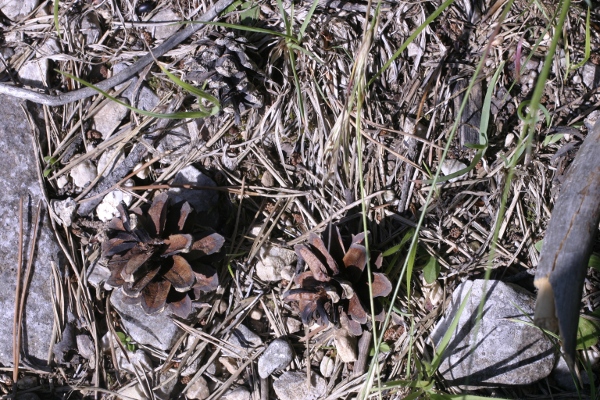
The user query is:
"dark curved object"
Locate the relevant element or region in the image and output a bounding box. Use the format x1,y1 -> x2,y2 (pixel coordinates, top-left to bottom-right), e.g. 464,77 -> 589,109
534,119 -> 600,368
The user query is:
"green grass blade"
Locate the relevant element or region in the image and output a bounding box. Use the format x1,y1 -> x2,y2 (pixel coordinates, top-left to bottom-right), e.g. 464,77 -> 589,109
567,6 -> 591,73
201,21 -> 296,41
54,0 -> 61,39
158,64 -> 220,114
59,71 -> 217,119
368,0 -> 455,86
298,0 -> 319,39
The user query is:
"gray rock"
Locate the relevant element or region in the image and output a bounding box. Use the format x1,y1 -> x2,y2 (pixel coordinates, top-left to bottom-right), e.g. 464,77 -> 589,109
582,62 -> 599,90
156,124 -> 192,164
50,197 -> 77,226
255,245 -> 297,282
93,100 -> 128,139
224,324 -> 262,357
87,259 -> 111,289
430,280 -> 556,388
272,371 -> 326,400
76,334 -> 95,364
440,159 -> 467,183
1,0 -> 39,20
222,387 -> 251,400
0,95 -> 64,366
79,12 -> 102,45
151,8 -> 182,41
116,348 -> 152,375
154,372 -> 178,400
167,166 -> 219,213
18,60 -> 48,88
258,338 -> 293,378
110,289 -> 183,351
187,376 -> 210,400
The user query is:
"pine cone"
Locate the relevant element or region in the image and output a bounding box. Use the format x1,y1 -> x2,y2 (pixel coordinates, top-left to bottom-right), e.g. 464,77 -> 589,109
283,228 -> 392,336
187,32 -> 263,123
102,192 -> 224,318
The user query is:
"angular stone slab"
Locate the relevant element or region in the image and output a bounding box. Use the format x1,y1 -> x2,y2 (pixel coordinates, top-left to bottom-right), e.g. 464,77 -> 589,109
0,95 -> 64,366
430,280 -> 556,388
110,289 -> 183,352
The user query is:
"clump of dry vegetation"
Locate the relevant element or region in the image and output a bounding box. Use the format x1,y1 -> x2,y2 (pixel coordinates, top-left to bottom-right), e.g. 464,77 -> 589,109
1,0 -> 600,398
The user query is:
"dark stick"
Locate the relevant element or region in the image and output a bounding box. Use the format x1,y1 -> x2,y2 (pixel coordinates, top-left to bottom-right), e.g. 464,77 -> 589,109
534,119 -> 600,367
0,0 -> 235,106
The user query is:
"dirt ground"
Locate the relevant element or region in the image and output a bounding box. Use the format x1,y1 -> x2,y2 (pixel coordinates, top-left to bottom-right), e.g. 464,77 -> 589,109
1,0 -> 600,398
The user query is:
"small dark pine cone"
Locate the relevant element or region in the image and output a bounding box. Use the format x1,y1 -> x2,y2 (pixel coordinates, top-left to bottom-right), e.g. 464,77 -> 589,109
283,228 -> 392,336
186,32 -> 263,124
102,192 -> 224,318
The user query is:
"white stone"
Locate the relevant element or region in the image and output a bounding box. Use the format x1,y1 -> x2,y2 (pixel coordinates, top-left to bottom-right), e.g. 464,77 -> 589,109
93,100 -> 129,139
285,317 -> 303,334
440,159 -> 468,183
70,159 -> 97,188
256,245 -> 297,282
187,376 -> 210,400
18,59 -> 48,88
1,0 -> 39,20
504,133 -> 515,148
56,175 -> 69,189
97,147 -> 125,177
222,387 -> 251,400
134,162 -> 149,179
319,356 -> 334,377
272,371 -> 326,400
116,348 -> 153,375
118,385 -> 146,400
258,338 -> 293,378
280,266 -> 295,282
50,197 -> 77,226
151,9 -> 182,41
96,189 -> 133,222
334,331 -> 357,362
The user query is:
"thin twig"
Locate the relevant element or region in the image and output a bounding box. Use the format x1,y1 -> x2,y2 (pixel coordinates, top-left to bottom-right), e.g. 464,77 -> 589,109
0,0 -> 235,106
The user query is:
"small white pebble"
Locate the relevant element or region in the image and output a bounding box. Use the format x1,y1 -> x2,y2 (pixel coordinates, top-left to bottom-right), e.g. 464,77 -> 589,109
504,133 -> 515,148
250,308 -> 263,321
134,162 -> 149,179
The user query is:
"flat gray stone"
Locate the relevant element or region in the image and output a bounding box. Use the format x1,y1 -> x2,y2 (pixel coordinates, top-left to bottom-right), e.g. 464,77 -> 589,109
431,280 -> 556,388
272,371 -> 326,400
151,9 -> 182,41
258,338 -> 293,378
0,95 -> 64,366
222,387 -> 251,400
1,0 -> 39,20
110,289 -> 183,351
167,166 -> 218,213
224,324 -> 262,357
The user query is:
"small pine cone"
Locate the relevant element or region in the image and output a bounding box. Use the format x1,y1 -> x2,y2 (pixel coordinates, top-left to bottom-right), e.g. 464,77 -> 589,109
283,228 -> 392,336
102,192 -> 224,318
187,32 -> 263,123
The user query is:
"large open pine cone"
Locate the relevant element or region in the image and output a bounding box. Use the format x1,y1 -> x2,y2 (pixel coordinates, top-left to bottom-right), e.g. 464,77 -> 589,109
102,192 -> 224,318
284,228 -> 392,336
187,32 -> 263,124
